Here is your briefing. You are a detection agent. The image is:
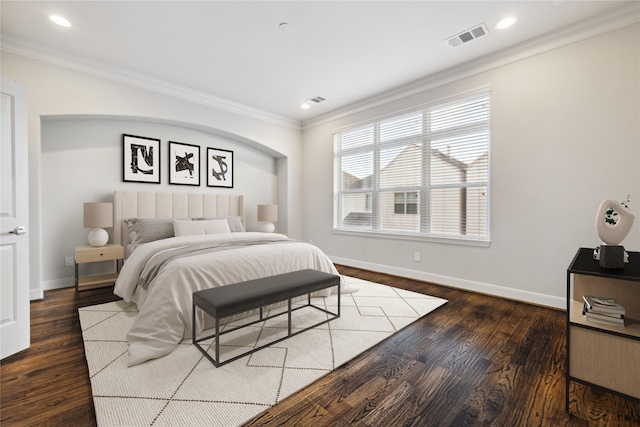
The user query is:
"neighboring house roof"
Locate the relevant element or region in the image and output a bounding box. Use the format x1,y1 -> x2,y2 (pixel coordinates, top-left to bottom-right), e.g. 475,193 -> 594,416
342,144 -> 481,189
431,148 -> 468,170
342,170 -> 373,190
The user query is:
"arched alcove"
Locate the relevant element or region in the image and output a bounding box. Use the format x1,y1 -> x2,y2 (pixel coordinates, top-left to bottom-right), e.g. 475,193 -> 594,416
39,114 -> 288,289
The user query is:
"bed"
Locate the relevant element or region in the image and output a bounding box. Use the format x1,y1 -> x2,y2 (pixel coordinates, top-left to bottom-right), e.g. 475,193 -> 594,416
112,191 -> 348,366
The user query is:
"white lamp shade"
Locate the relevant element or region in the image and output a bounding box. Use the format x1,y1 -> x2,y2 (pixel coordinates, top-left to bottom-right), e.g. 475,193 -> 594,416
257,204 -> 278,222
84,203 -> 113,228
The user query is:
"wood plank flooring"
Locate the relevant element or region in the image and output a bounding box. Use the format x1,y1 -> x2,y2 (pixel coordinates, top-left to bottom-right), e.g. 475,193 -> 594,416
2,267 -> 639,426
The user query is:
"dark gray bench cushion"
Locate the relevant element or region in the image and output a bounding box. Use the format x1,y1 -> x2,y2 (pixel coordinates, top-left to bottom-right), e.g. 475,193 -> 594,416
193,269 -> 340,319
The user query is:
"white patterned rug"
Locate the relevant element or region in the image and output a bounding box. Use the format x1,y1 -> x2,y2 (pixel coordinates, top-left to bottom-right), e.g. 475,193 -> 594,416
79,276 -> 447,426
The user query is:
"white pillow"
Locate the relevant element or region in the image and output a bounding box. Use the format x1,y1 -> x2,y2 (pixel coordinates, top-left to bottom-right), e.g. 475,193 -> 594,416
202,219 -> 232,234
195,216 -> 245,232
173,219 -> 231,237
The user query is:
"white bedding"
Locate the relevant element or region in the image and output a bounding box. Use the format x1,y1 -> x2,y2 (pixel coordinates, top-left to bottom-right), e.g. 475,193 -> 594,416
114,232 -> 343,366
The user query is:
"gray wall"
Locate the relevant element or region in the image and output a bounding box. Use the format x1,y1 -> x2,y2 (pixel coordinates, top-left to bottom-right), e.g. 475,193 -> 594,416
302,24 -> 640,308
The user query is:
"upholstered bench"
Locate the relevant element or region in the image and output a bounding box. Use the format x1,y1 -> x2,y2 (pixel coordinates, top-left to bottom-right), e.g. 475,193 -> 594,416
192,269 -> 341,367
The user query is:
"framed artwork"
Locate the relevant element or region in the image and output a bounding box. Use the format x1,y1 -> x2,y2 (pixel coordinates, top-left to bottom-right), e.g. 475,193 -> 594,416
207,147 -> 233,188
168,141 -> 200,186
122,134 -> 160,184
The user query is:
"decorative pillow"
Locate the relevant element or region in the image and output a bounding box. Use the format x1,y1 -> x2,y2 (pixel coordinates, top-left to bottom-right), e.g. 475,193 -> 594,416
226,216 -> 245,232
173,219 -> 231,237
126,218 -> 177,245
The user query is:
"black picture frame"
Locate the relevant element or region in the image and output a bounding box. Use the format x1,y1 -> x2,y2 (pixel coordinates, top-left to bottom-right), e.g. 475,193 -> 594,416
206,147 -> 233,188
122,134 -> 161,184
168,141 -> 200,186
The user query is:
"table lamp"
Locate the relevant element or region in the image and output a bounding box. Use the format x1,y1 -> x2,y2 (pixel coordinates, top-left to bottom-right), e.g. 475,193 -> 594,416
257,204 -> 278,233
84,202 -> 113,247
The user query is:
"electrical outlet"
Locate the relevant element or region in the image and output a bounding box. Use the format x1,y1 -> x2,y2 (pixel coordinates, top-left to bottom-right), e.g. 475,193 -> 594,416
414,252 -> 421,262
64,256 -> 74,267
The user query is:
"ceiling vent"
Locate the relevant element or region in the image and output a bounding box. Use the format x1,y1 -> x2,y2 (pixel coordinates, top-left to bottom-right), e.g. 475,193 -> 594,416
301,95 -> 326,109
445,24 -> 488,48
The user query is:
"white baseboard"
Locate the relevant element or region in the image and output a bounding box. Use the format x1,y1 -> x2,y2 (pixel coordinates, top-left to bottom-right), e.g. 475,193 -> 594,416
331,256 -> 565,310
34,263 -> 567,309
30,288 -> 44,300
30,278 -> 73,300
43,277 -> 74,291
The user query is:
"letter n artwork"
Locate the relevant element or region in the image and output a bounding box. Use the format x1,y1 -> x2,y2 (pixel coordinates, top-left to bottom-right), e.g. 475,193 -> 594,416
207,147 -> 234,188
122,134 -> 161,184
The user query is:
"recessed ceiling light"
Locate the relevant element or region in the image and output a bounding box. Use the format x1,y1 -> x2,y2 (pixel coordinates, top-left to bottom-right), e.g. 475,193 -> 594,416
301,103 -> 311,109
496,17 -> 516,30
49,15 -> 71,27
279,23 -> 290,31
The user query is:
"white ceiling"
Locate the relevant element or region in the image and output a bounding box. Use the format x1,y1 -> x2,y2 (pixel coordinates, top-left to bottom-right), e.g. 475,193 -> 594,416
1,1 -> 636,125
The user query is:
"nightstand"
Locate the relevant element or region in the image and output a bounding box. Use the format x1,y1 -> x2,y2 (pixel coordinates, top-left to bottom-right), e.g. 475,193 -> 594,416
75,244 -> 124,299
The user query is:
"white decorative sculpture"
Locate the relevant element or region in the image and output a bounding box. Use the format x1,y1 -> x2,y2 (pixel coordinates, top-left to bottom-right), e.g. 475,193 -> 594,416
595,198 -> 634,245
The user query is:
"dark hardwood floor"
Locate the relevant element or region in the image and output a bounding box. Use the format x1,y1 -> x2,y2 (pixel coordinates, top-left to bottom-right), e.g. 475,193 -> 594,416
2,266 -> 639,426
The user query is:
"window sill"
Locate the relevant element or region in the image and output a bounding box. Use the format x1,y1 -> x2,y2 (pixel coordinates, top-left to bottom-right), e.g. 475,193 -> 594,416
332,228 -> 491,247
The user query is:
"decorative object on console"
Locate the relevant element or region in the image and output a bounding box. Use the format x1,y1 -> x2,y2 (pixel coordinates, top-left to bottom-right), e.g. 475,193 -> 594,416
122,134 -> 161,184
257,204 -> 278,232
595,198 -> 634,269
83,202 -> 113,247
168,141 -> 200,186
206,147 -> 233,188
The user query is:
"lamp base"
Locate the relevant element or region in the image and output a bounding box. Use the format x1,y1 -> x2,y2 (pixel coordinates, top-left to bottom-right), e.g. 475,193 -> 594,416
88,228 -> 109,247
258,222 -> 275,233
598,245 -> 625,269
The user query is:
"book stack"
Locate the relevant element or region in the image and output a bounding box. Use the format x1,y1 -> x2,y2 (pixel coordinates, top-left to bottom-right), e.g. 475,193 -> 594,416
582,295 -> 625,326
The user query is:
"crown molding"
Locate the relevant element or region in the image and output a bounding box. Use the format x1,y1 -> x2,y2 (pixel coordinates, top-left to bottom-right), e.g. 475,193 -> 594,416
303,2 -> 640,130
1,36 -> 302,130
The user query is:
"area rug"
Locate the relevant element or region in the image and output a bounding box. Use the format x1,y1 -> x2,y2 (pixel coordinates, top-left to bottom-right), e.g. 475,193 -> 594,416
79,276 -> 447,427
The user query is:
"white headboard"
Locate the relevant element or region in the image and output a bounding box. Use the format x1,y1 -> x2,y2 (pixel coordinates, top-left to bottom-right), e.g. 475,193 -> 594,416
113,191 -> 244,246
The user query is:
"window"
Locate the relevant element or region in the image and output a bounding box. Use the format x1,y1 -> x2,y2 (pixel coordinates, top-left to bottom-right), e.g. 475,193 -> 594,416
333,90 -> 490,243
394,192 -> 418,214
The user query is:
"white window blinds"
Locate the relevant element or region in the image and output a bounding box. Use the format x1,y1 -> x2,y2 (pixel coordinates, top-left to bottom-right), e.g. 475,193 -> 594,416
333,90 -> 490,242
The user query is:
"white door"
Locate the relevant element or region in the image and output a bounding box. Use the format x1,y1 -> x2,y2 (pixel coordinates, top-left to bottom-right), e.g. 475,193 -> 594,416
1,77 -> 30,359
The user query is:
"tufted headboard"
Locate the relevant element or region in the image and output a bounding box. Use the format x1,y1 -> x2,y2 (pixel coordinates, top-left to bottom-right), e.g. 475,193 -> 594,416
113,191 -> 244,247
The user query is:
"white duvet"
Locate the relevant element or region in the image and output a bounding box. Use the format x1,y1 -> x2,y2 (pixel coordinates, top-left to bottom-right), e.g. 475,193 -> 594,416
114,232 -> 342,366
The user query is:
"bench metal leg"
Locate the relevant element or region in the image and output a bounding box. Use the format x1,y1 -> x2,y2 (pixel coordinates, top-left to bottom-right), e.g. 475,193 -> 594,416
192,301 -> 196,343
215,318 -> 220,366
338,282 -> 341,317
193,302 -> 221,367
194,290 -> 340,368
288,299 -> 292,336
